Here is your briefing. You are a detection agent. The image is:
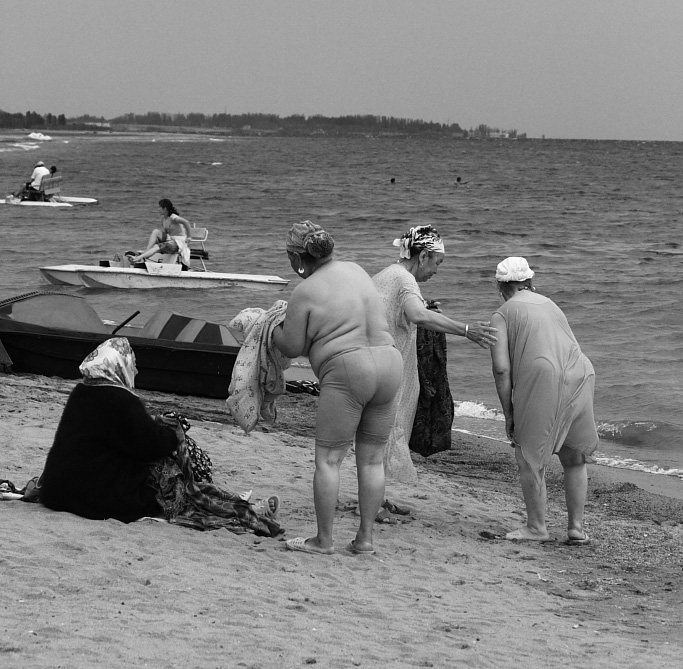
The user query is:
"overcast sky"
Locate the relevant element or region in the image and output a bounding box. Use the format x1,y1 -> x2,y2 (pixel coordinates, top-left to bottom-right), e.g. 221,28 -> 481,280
3,1 -> 682,140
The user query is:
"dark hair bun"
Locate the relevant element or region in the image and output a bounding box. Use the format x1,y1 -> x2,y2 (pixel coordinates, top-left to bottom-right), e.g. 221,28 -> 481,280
304,231 -> 334,258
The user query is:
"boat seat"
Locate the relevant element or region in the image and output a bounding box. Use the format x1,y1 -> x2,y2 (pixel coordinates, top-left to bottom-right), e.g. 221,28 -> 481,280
33,175 -> 62,201
136,310 -> 240,346
189,226 -> 209,270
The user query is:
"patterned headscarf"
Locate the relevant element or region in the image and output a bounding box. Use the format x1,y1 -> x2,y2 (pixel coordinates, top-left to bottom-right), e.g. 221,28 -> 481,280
79,337 -> 137,393
393,225 -> 445,259
286,220 -> 335,258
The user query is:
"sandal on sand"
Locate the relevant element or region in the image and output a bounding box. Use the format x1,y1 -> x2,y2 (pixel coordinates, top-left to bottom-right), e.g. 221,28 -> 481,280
253,495 -> 280,519
285,537 -> 334,555
566,532 -> 590,546
505,528 -> 552,542
345,540 -> 376,555
382,499 -> 410,516
376,508 -> 399,525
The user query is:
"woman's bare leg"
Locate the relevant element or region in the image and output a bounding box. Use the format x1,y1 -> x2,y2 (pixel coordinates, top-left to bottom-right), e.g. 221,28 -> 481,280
309,444 -> 350,551
132,244 -> 161,263
558,445 -> 588,540
512,445 -> 550,539
145,228 -> 164,250
353,440 -> 385,551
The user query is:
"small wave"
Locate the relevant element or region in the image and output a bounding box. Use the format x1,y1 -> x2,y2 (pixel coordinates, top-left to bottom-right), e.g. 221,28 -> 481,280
592,452 -> 683,479
596,419 -> 679,449
453,400 -> 504,421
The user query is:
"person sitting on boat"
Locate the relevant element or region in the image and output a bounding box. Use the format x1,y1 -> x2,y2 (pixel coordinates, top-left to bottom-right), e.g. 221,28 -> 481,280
13,160 -> 50,201
38,337 -> 283,535
130,198 -> 192,267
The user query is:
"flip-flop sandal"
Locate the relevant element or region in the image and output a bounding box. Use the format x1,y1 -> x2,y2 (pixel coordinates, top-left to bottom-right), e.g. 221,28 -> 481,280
0,480 -> 18,494
382,499 -> 410,515
253,495 -> 280,519
566,533 -> 590,546
376,508 -> 398,524
285,537 -> 334,555
345,540 -> 376,555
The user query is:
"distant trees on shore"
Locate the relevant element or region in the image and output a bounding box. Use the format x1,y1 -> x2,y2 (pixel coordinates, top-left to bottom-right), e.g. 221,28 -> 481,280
0,110 -> 67,129
0,108 -> 523,139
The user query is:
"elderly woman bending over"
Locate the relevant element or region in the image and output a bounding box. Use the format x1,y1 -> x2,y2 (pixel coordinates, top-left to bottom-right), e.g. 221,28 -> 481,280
273,221 -> 403,556
490,257 -> 598,544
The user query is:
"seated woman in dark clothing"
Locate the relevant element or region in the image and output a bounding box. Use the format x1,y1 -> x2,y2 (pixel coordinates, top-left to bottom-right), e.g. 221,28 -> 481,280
40,338 -> 282,536
40,337 -> 176,522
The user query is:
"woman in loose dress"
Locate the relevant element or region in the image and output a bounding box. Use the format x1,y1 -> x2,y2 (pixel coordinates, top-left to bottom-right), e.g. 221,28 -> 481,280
372,226 -> 496,493
489,257 -> 599,544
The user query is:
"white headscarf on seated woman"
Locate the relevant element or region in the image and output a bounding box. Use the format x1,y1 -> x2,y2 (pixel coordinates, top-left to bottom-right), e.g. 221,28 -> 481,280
79,337 -> 137,393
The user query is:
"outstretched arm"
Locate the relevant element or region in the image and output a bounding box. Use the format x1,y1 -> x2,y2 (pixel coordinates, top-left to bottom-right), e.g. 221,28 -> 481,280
402,296 -> 497,348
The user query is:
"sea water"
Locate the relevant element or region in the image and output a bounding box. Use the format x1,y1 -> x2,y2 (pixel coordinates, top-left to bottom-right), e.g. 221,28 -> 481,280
1,133 -> 682,482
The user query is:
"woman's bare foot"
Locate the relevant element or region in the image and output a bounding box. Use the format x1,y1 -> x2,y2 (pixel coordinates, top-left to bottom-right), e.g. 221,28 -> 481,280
505,526 -> 551,542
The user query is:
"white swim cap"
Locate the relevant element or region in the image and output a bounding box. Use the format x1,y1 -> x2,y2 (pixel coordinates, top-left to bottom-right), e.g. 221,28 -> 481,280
495,257 -> 535,282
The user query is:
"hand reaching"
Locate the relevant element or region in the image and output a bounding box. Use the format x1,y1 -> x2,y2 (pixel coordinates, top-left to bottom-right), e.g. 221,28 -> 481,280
465,321 -> 498,349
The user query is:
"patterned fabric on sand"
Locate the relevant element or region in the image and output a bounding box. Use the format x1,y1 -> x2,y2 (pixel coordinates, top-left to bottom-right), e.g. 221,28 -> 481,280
147,424 -> 282,536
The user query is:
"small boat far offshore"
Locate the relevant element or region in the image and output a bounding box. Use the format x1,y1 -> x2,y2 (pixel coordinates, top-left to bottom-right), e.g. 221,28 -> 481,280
0,196 -> 99,208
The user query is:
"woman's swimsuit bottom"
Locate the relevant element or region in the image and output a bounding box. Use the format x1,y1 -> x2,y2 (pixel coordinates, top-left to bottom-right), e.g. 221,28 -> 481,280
314,345 -> 403,449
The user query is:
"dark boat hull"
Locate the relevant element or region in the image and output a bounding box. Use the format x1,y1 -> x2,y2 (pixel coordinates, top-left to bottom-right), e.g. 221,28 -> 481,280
0,293 -> 239,398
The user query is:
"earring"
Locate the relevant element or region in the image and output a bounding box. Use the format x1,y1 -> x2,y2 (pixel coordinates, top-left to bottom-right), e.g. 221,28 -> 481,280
297,267 -> 305,275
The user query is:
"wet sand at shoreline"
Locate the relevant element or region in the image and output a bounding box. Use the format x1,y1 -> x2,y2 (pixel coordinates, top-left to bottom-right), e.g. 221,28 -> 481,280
2,372 -> 682,668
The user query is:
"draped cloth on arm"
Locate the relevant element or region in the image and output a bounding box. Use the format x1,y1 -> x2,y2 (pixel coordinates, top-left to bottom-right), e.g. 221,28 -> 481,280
226,300 -> 291,434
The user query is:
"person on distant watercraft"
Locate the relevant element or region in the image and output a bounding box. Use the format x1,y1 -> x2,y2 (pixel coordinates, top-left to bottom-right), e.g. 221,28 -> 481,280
131,198 -> 192,267
13,160 -> 50,200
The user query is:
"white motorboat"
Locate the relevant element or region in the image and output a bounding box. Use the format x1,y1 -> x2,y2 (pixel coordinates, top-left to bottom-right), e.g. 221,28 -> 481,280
0,195 -> 98,207
2,173 -> 98,207
40,263 -> 290,290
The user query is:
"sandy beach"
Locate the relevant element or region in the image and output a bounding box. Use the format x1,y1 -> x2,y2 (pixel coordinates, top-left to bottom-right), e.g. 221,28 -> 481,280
2,372 -> 682,668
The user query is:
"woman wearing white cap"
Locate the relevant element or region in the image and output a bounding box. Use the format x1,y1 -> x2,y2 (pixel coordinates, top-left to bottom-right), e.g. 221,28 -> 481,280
490,257 -> 598,545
